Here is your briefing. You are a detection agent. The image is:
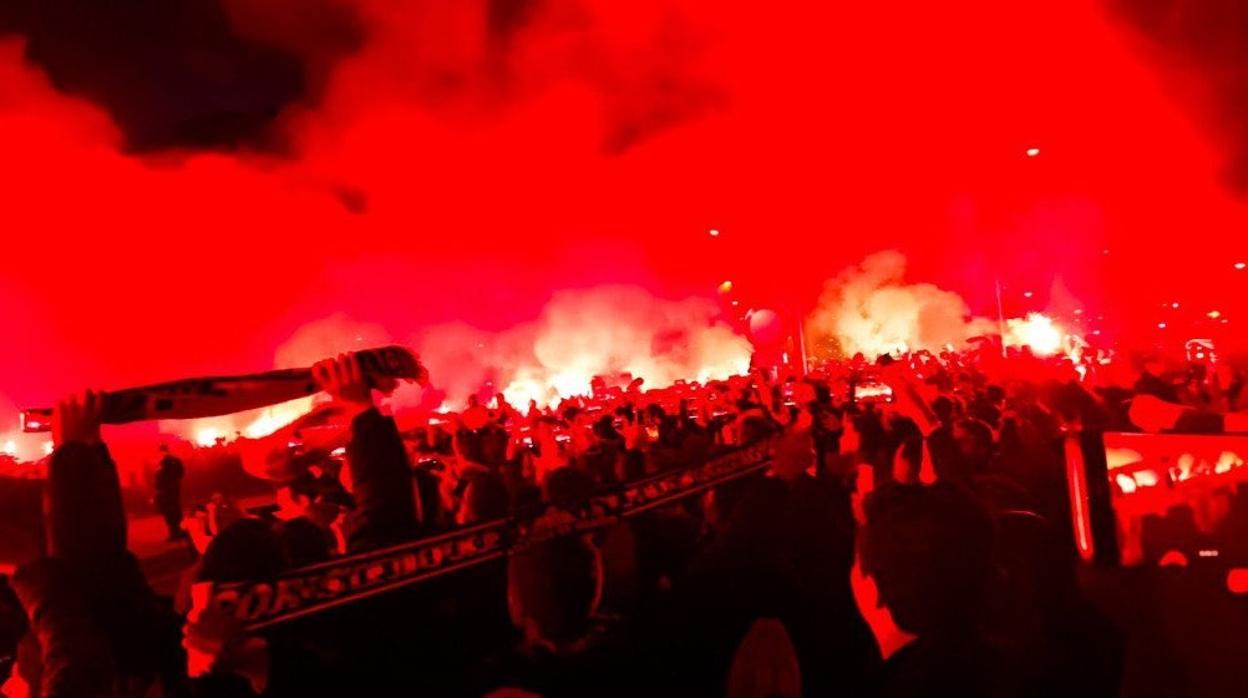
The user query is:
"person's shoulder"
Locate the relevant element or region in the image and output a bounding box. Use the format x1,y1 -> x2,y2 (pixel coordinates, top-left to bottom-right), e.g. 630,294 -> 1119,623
880,634 -> 1011,698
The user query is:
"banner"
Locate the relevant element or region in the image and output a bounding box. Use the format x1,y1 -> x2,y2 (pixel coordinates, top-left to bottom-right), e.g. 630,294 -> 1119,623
209,438 -> 775,630
21,345 -> 424,432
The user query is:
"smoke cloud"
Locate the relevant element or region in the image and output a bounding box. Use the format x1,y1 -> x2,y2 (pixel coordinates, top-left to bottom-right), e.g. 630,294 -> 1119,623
416,285 -> 751,409
807,251 -> 994,358
4,0 -> 1248,447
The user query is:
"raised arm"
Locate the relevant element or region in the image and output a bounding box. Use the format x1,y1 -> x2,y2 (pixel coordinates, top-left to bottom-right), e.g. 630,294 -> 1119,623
313,353 -> 417,551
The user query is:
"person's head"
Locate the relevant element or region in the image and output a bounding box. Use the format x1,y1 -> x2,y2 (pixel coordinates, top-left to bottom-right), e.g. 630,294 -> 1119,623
645,403 -> 666,423
197,518 -> 287,584
954,418 -> 994,463
772,429 -> 815,482
592,415 -> 620,442
931,396 -> 957,425
859,483 -> 994,636
985,385 -> 1006,406
614,404 -> 636,424
890,417 -> 925,484
545,467 -> 596,511
276,516 -> 334,568
457,472 -> 511,525
813,382 -> 833,405
508,536 -> 602,646
726,618 -> 803,698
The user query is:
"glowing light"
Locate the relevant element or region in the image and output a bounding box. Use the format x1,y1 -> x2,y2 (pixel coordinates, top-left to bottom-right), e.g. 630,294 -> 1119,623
1229,569 -> 1248,595
1115,474 -> 1137,494
242,404 -> 305,439
194,428 -> 223,448
502,377 -> 548,408
184,397 -> 314,448
1065,436 -> 1094,562
1133,469 -> 1160,487
1216,452 -> 1243,475
1005,313 -> 1063,356
1025,147 -> 1040,157
1105,448 -> 1144,471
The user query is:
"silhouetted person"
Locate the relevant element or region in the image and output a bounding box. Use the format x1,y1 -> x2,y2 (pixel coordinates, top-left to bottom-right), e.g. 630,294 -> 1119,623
155,445 -> 186,541
860,483 -> 1013,697
1134,356 -> 1181,404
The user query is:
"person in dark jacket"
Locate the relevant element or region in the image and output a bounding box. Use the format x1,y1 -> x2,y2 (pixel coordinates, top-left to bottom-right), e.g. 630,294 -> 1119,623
12,390 -> 189,698
860,482 -> 1013,698
311,353 -> 419,552
479,527 -> 638,698
156,444 -> 187,541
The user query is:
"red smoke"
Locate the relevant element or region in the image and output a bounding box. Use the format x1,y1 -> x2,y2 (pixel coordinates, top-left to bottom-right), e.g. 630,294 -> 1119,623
4,1 -> 1248,448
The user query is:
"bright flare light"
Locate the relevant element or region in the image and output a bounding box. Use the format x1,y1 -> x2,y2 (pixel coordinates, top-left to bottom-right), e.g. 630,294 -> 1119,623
185,397 -> 315,448
195,428 -> 224,448
241,401 -> 312,439
1005,313 -> 1063,357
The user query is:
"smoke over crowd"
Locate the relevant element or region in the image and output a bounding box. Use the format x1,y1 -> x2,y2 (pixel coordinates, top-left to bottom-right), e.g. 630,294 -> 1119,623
4,1 -> 1248,455
806,252 -> 995,359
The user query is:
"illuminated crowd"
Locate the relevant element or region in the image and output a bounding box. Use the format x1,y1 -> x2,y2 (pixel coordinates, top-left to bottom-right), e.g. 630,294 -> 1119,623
1,343 -> 1247,697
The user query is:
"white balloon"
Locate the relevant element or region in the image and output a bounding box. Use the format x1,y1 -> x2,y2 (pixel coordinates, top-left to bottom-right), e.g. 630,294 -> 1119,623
748,309 -> 782,345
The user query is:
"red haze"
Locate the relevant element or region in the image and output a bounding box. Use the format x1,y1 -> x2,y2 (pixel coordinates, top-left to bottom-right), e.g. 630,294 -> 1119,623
3,1 -> 1248,441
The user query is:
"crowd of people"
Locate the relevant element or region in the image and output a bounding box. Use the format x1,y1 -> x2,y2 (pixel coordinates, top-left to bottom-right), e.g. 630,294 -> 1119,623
2,345 -> 1247,697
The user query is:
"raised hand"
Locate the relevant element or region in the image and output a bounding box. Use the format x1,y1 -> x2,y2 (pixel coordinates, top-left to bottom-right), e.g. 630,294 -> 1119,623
51,390 -> 104,448
312,353 -> 373,414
